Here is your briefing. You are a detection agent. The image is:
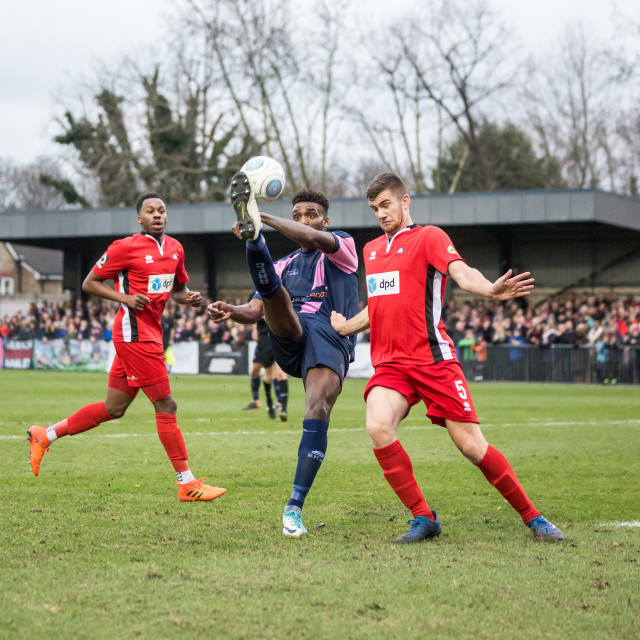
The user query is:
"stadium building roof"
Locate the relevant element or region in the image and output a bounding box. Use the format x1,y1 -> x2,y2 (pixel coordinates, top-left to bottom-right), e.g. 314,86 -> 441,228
1,188 -> 639,245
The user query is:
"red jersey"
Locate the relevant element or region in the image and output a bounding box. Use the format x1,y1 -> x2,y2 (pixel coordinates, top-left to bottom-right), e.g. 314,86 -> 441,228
92,232 -> 188,343
364,225 -> 464,367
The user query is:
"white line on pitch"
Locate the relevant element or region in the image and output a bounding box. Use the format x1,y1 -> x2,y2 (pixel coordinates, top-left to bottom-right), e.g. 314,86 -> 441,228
2,417 -> 640,440
598,521 -> 640,528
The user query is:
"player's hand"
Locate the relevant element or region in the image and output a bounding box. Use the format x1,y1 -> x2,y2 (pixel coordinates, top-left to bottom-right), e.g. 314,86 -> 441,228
187,291 -> 203,308
126,294 -> 151,310
207,301 -> 232,323
331,311 -> 348,336
490,270 -> 535,300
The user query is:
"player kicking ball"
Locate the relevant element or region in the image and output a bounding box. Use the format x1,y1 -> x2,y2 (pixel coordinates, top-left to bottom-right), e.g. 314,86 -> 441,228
207,173 -> 359,537
331,172 -> 564,543
27,193 -> 226,502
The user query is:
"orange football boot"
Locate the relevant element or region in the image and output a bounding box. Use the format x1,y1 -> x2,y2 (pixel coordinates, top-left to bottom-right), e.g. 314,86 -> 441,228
176,477 -> 227,501
27,425 -> 50,476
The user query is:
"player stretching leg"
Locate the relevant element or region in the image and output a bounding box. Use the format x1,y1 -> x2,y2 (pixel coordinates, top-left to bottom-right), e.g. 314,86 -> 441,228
208,175 -> 359,537
27,193 -> 226,502
332,172 -> 564,543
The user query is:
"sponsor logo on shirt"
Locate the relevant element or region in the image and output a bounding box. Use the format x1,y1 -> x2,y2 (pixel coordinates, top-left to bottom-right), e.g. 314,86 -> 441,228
397,247 -> 404,254
147,274 -> 175,294
145,255 -> 154,263
96,253 -> 109,269
286,268 -> 300,276
172,253 -> 178,260
367,271 -> 400,297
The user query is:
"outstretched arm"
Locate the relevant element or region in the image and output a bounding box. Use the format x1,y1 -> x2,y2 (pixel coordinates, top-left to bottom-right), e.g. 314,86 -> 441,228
331,306 -> 370,337
207,298 -> 264,325
259,213 -> 337,253
448,260 -> 534,300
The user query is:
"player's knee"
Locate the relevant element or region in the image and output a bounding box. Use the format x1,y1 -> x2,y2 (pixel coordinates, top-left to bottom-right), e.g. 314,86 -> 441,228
105,403 -> 127,419
154,395 -> 177,414
304,397 -> 332,421
456,437 -> 486,464
366,419 -> 394,445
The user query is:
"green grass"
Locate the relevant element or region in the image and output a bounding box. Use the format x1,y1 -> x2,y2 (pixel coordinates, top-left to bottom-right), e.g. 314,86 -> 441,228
1,370 -> 638,639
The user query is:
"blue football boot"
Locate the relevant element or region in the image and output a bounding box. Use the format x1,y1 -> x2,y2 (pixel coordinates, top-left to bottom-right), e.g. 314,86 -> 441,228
394,510 -> 441,544
527,515 -> 565,541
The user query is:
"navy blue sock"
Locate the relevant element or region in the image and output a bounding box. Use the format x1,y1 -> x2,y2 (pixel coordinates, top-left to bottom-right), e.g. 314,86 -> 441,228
246,232 -> 281,298
279,379 -> 289,411
273,379 -> 282,404
263,381 -> 273,409
251,376 -> 260,401
287,419 -> 328,510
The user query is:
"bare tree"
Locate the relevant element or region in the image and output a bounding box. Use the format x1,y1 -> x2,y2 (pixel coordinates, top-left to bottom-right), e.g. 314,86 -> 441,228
351,0 -> 518,193
521,23 -> 628,190
0,157 -> 79,211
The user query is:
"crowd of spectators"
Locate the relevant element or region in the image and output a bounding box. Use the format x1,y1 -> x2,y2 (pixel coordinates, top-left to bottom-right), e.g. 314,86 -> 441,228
2,290 -> 639,381
444,291 -> 640,351
443,291 -> 640,383
0,294 -> 254,349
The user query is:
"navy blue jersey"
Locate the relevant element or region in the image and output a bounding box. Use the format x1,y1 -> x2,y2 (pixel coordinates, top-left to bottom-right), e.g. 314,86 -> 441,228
255,230 -> 360,356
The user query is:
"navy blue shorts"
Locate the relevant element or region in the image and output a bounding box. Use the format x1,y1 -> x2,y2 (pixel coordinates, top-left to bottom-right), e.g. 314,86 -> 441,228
269,314 -> 352,385
253,333 -> 275,368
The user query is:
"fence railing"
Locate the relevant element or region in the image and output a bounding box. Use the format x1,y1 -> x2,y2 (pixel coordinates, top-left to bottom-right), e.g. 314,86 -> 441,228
2,337 -> 639,384
459,343 -> 640,384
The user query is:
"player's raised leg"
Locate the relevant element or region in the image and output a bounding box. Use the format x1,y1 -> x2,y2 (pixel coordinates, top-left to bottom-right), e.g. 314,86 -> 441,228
229,174 -> 301,341
446,420 -> 564,541
230,171 -> 262,241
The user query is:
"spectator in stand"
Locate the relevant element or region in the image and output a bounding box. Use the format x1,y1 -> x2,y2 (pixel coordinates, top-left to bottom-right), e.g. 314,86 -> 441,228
491,320 -> 510,345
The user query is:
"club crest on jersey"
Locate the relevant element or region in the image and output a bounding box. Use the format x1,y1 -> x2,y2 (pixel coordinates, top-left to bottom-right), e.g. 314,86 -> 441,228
367,271 -> 400,297
147,274 -> 175,294
172,253 -> 178,260
96,253 -> 109,269
145,255 -> 154,263
369,250 -> 376,261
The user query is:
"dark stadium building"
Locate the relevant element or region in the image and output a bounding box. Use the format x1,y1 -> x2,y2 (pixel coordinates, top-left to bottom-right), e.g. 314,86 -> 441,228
1,189 -> 639,302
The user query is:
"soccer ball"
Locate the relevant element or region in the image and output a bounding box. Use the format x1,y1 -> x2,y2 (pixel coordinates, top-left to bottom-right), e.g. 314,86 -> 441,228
240,156 -> 286,202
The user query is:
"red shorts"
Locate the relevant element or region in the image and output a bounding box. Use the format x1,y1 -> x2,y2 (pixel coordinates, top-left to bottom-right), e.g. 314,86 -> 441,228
109,341 -> 171,401
364,360 -> 478,427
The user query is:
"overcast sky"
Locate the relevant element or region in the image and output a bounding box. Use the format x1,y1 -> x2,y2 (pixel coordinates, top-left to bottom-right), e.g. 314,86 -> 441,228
0,0 -> 636,165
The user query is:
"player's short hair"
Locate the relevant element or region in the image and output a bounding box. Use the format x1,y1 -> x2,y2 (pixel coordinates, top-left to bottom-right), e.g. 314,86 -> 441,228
291,188 -> 329,215
136,192 -> 164,213
366,172 -> 407,201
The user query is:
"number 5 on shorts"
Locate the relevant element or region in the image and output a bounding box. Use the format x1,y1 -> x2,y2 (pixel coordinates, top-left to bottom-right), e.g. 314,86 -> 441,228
454,379 -> 467,399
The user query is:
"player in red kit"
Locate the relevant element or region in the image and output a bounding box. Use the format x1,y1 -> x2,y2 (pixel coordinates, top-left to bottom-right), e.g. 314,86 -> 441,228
27,193 -> 226,502
331,172 -> 563,543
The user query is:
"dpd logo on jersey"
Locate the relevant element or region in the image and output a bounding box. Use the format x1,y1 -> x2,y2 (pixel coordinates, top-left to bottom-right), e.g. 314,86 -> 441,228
147,273 -> 175,294
367,271 -> 400,298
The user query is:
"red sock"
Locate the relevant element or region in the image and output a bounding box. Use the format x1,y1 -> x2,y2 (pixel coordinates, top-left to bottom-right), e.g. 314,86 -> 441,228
373,440 -> 433,519
476,445 -> 540,524
61,402 -> 113,436
156,413 -> 189,473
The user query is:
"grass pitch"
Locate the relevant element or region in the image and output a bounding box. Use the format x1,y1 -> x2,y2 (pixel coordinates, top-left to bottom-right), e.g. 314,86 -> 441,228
1,370 -> 638,639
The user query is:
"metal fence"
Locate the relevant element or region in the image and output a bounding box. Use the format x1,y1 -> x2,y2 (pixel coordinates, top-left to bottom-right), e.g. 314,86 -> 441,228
459,344 -> 640,384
